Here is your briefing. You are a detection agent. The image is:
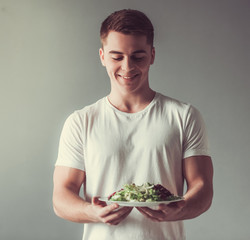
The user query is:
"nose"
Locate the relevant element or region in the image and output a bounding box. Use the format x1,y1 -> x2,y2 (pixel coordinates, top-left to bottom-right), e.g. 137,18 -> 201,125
121,57 -> 135,71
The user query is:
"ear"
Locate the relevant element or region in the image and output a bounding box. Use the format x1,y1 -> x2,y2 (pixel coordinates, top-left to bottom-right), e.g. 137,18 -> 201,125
99,48 -> 106,67
150,47 -> 155,65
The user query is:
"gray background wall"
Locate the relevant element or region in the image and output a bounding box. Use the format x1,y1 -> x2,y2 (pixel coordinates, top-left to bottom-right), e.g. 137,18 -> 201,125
1,0 -> 249,239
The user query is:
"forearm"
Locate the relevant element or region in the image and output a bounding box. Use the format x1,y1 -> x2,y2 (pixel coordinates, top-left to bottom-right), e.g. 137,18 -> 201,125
53,187 -> 95,223
137,156 -> 213,222
53,188 -> 132,226
180,182 -> 213,220
179,155 -> 214,220
52,167 -> 131,225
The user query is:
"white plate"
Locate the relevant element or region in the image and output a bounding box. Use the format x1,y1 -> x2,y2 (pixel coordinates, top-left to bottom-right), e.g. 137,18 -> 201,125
98,197 -> 184,207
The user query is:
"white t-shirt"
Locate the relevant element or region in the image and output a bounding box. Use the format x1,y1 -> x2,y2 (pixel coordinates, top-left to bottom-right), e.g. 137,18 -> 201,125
55,92 -> 210,240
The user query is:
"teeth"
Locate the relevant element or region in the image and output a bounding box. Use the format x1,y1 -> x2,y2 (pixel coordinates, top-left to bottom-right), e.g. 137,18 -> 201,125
118,74 -> 137,79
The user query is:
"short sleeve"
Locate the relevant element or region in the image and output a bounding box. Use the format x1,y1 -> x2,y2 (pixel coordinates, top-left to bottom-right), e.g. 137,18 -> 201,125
55,112 -> 85,171
182,106 -> 210,159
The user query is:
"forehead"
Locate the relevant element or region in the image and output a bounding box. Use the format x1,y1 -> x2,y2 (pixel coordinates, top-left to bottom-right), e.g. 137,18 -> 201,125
102,31 -> 150,53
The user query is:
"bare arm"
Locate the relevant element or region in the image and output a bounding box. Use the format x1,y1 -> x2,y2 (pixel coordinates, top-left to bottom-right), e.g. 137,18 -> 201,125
53,166 -> 132,224
180,155 -> 213,219
137,155 -> 213,221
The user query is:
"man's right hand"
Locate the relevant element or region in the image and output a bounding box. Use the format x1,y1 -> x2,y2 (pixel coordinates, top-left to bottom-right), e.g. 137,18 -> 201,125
90,197 -> 133,225
53,166 -> 133,224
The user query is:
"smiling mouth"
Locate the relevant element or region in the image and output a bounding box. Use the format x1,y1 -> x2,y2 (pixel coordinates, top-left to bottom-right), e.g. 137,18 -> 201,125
118,74 -> 138,80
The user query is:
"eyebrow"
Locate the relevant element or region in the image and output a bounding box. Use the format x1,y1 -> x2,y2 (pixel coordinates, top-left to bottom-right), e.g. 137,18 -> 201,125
109,50 -> 147,54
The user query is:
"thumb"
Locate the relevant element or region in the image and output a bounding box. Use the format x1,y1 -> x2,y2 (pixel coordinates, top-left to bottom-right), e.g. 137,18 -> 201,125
92,196 -> 106,206
158,200 -> 186,210
176,200 -> 186,208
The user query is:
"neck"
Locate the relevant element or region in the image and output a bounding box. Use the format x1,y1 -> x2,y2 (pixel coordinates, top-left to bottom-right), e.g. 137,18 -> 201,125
108,89 -> 156,113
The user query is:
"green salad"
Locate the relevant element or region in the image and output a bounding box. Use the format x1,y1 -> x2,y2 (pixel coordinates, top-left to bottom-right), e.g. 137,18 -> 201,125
108,182 -> 181,202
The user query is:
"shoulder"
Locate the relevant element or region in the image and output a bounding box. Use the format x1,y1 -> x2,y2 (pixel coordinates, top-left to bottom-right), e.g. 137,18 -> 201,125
63,97 -> 106,128
77,97 -> 105,115
155,93 -> 204,126
156,92 -> 192,114
71,97 -> 105,118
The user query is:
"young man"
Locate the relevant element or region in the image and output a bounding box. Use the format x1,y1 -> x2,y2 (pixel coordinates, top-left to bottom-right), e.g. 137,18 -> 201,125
53,9 -> 213,240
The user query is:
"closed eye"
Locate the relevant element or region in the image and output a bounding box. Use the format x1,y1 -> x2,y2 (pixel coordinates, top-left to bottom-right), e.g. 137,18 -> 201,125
112,57 -> 123,61
111,54 -> 145,62
132,56 -> 145,62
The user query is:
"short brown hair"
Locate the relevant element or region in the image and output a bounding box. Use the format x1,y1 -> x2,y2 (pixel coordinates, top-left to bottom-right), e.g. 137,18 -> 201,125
100,9 -> 154,46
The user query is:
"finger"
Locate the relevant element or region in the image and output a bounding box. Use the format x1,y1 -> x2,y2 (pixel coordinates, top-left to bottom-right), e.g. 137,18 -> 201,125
137,207 -> 165,220
99,203 -> 121,218
166,200 -> 185,209
176,200 -> 186,208
104,207 -> 132,221
136,207 -> 161,222
106,207 -> 133,225
105,206 -> 133,219
158,200 -> 185,211
92,196 -> 100,204
137,207 -> 160,215
157,203 -> 168,211
107,211 -> 130,225
92,196 -> 106,206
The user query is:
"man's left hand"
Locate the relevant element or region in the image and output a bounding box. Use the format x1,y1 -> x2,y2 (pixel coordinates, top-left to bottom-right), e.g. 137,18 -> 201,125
136,200 -> 186,222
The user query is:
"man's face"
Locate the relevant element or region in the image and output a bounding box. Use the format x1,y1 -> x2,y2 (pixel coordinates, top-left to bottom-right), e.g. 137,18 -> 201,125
99,31 -> 155,95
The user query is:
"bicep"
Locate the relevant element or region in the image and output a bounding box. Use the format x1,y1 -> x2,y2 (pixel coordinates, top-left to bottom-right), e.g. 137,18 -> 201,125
183,155 -> 213,189
53,166 -> 85,194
